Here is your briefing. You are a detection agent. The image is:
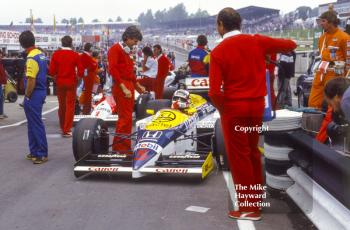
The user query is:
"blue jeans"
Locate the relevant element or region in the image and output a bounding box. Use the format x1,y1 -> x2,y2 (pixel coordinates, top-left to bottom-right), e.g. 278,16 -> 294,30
0,84 -> 4,115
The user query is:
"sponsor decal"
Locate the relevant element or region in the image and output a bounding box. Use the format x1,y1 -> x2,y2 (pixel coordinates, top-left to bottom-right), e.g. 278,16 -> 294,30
142,131 -> 162,139
134,149 -> 149,161
155,168 -> 189,173
97,154 -> 128,158
135,142 -> 162,153
191,78 -> 209,87
154,111 -> 176,122
88,167 -> 119,172
169,155 -> 200,159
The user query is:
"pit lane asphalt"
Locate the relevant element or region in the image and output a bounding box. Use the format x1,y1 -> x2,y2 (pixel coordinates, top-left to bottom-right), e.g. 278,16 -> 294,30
0,106 -> 316,230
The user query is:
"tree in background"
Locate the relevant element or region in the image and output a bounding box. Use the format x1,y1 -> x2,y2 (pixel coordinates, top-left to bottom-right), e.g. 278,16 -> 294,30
108,18 -> 113,22
166,3 -> 188,22
92,19 -> 99,23
138,3 -> 212,27
295,6 -> 312,21
128,18 -> 132,22
116,16 -> 122,22
69,18 -> 77,25
154,9 -> 166,23
78,17 -> 84,24
61,18 -> 69,24
34,18 -> 43,23
189,8 -> 210,18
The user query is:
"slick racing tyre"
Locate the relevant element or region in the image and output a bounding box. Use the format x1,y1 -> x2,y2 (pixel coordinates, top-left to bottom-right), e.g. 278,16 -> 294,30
213,119 -> 229,170
135,93 -> 153,120
7,91 -> 18,103
146,99 -> 171,114
73,118 -> 109,161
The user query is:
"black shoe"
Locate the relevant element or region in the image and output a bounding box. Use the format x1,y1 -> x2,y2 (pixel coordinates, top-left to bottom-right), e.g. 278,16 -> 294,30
32,156 -> 48,164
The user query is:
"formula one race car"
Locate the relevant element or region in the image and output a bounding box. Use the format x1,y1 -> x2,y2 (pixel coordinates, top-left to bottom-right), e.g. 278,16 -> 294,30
72,93 -> 228,179
74,72 -> 177,123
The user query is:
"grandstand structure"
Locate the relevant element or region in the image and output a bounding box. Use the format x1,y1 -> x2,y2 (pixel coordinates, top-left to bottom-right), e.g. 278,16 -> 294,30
319,0 -> 350,18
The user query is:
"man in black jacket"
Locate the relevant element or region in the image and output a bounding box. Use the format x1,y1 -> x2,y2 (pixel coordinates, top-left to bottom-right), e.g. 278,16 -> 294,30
277,51 -> 296,107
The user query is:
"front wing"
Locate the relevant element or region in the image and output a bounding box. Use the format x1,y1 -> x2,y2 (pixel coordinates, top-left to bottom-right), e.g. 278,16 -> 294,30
73,115 -> 119,123
73,152 -> 215,179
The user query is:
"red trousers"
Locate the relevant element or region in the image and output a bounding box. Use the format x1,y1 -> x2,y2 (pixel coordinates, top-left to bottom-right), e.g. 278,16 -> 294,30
112,80 -> 134,152
220,98 -> 264,212
82,76 -> 94,115
154,76 -> 166,99
56,84 -> 76,134
137,77 -> 155,92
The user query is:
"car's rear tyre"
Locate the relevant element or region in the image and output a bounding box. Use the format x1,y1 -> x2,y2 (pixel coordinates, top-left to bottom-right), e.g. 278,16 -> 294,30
146,99 -> 172,114
73,118 -> 109,161
135,93 -> 153,120
213,119 -> 229,170
7,91 -> 18,103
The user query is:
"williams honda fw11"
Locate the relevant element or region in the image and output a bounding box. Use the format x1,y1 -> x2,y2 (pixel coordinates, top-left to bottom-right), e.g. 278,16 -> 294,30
72,93 -> 228,179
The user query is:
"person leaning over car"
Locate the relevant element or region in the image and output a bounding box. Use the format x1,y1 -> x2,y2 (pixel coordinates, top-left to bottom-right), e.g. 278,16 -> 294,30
49,35 -> 83,137
316,78 -> 350,143
107,26 -> 146,153
308,5 -> 350,109
20,30 -> 49,164
80,43 -> 98,115
209,7 -> 296,221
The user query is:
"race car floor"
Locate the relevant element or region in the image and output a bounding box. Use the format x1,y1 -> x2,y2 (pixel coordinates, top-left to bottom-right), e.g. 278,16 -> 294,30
0,107 -> 316,230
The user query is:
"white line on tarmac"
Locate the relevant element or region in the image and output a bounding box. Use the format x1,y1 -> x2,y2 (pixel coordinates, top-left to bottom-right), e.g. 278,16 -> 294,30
222,171 -> 256,230
0,106 -> 58,129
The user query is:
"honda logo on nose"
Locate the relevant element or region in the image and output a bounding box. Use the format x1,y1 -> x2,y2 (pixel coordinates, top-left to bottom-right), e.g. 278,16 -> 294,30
142,131 -> 162,139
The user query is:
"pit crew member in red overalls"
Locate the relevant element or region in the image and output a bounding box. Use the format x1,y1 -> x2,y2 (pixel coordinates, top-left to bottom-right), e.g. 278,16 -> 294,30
108,26 -> 146,153
49,36 -> 83,137
153,44 -> 174,99
80,43 -> 98,115
209,8 -> 296,221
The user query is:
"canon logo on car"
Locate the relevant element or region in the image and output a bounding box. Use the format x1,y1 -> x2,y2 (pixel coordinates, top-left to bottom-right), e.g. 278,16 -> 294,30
155,168 -> 189,173
88,167 -> 119,172
191,78 -> 209,87
169,155 -> 200,159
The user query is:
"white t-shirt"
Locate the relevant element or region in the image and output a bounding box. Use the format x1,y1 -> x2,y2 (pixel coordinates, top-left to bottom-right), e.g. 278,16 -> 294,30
143,57 -> 158,78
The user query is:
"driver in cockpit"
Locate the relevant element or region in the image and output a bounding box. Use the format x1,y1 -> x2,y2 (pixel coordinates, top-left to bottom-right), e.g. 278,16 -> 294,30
171,89 -> 196,115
